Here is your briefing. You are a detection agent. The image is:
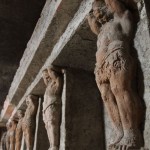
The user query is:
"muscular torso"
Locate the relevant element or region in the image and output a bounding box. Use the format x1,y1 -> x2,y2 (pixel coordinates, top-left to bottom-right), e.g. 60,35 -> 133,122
16,119 -> 23,140
43,80 -> 62,111
22,107 -> 36,131
96,17 -> 130,65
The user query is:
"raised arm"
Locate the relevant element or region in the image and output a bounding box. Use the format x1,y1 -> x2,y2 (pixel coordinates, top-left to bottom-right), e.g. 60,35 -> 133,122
105,0 -> 134,36
87,13 -> 101,35
105,0 -> 126,16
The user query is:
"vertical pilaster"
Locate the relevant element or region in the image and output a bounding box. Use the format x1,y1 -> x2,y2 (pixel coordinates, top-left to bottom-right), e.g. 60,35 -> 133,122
20,134 -> 25,150
60,68 -> 105,150
33,97 -> 49,150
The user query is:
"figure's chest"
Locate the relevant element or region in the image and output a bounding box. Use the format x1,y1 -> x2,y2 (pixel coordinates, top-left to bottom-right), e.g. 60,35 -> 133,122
100,21 -> 122,37
46,82 -> 57,93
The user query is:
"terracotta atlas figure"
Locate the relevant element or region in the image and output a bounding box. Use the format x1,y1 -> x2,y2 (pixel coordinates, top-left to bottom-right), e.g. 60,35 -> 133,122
22,94 -> 38,150
6,122 -> 11,150
9,119 -> 17,150
15,110 -> 24,150
1,132 -> 7,150
42,66 -> 63,150
87,0 -> 143,149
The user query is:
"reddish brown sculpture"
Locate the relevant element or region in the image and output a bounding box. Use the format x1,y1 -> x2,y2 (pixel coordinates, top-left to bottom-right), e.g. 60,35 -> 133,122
1,132 -> 7,150
87,0 -> 143,149
9,120 -> 17,150
15,110 -> 24,150
5,120 -> 17,150
42,66 -> 63,150
6,122 -> 11,150
22,94 -> 38,150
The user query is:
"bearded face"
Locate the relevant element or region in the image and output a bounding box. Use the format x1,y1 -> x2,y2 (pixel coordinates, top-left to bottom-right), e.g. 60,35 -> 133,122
92,0 -> 111,25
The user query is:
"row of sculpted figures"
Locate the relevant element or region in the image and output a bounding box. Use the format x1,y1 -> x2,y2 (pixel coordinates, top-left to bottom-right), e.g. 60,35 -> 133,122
0,0 -> 149,149
41,0 -> 147,149
1,94 -> 39,150
0,66 -> 64,150
87,0 -> 147,149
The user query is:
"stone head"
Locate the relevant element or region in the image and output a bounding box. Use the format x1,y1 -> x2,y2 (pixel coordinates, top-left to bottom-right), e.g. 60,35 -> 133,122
26,94 -> 38,107
92,0 -> 105,18
47,65 -> 62,80
104,0 -> 115,13
92,0 -> 110,23
17,110 -> 24,119
42,69 -> 50,84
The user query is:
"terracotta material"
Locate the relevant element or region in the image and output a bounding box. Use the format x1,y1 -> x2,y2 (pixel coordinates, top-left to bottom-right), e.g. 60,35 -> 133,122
42,66 -> 63,150
22,95 -> 38,150
6,122 -> 11,150
10,119 -> 17,150
15,110 -> 24,150
5,119 -> 18,150
87,0 -> 143,149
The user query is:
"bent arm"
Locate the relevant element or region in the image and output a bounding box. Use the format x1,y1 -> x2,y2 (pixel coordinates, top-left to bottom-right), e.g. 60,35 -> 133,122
122,10 -> 133,37
87,13 -> 101,35
105,0 -> 126,16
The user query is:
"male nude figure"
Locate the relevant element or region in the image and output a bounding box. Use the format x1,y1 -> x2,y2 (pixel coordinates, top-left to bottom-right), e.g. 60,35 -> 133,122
42,66 -> 63,150
9,119 -> 17,150
1,132 -> 7,150
87,0 -> 142,149
22,95 -> 38,150
15,110 -> 24,150
6,122 -> 11,150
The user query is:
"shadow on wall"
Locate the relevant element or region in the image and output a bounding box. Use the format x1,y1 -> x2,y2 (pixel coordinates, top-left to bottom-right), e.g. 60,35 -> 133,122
144,0 -> 150,30
133,1 -> 146,146
65,69 -> 106,150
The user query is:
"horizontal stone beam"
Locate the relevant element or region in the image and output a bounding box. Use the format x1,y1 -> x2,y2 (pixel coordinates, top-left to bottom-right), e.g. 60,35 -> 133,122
1,0 -> 94,122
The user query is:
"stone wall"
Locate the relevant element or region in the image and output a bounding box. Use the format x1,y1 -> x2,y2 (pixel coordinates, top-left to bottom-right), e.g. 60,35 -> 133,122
61,69 -> 105,150
134,1 -> 150,148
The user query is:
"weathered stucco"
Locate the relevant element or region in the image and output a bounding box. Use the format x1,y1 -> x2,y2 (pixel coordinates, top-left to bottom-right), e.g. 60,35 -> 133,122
62,69 -> 105,150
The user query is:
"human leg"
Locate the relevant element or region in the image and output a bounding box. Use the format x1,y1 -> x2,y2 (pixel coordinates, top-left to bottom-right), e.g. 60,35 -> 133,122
43,110 -> 52,147
95,77 -> 123,145
24,128 -> 33,150
47,104 -> 61,150
110,69 -> 142,148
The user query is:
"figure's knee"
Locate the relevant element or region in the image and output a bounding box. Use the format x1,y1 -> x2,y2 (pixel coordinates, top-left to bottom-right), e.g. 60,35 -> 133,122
99,85 -> 110,102
111,84 -> 130,96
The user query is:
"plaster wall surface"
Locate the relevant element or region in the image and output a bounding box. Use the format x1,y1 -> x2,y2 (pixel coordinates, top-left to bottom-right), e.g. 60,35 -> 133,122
63,69 -> 105,150
134,1 -> 150,148
33,98 -> 49,150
